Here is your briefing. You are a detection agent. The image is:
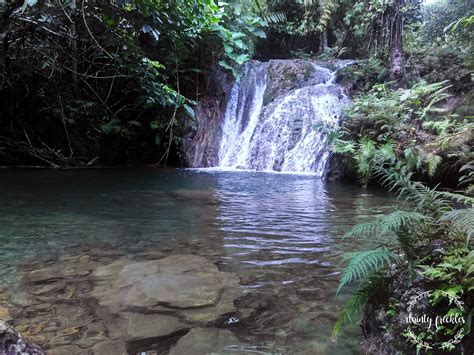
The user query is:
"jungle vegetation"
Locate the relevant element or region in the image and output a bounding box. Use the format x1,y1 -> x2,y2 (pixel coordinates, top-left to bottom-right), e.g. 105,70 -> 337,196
0,0 -> 473,353
327,1 -> 473,350
1,0 -> 471,168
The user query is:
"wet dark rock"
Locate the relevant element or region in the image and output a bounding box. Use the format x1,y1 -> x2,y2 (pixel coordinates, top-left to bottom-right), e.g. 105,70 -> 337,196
263,59 -> 331,106
183,66 -> 233,167
326,154 -> 353,181
0,320 -> 44,354
362,269 -> 473,354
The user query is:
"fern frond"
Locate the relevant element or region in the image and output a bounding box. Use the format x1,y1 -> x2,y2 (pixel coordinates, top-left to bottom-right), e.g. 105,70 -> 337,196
378,140 -> 396,163
344,210 -> 431,239
337,249 -> 398,293
261,11 -> 287,24
422,118 -> 454,136
332,138 -> 355,154
440,191 -> 474,207
332,286 -> 367,338
459,161 -> 474,173
373,165 -> 453,213
426,154 -> 442,177
439,208 -> 474,244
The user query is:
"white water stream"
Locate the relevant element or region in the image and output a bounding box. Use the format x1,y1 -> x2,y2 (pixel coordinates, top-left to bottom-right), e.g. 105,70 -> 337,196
215,61 -> 350,176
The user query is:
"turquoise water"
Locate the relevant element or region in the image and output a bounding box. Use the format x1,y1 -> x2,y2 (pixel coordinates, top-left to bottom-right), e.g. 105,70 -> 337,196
0,168 -> 394,353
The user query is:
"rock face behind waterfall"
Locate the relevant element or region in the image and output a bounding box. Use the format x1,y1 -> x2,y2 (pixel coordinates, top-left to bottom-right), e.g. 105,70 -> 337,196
185,59 -> 351,175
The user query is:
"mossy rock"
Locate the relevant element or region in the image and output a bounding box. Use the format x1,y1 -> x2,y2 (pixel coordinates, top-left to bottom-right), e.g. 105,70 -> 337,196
263,59 -> 331,106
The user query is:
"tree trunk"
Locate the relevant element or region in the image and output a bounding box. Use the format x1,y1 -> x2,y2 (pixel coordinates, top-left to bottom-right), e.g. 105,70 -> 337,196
71,20 -> 78,96
0,1 -> 23,97
389,0 -> 405,88
319,29 -> 328,53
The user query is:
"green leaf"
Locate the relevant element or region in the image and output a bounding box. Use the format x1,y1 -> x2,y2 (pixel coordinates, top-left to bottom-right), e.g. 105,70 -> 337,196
150,121 -> 160,130
337,249 -> 397,293
127,120 -> 142,127
218,60 -> 233,70
183,104 -> 195,119
234,53 -> 249,65
252,29 -> 267,38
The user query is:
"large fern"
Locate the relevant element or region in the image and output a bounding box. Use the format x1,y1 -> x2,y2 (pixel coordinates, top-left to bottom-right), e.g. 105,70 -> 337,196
332,282 -> 372,338
337,249 -> 398,294
426,154 -> 442,177
374,165 -> 453,216
334,165 -> 466,336
458,159 -> 474,195
344,210 -> 432,239
440,208 -> 474,245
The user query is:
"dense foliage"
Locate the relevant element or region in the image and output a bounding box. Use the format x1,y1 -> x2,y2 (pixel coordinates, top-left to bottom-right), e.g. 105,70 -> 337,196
329,2 -> 473,352
0,0 -> 473,353
0,0 -> 266,166
333,163 -> 473,352
1,0 -> 472,167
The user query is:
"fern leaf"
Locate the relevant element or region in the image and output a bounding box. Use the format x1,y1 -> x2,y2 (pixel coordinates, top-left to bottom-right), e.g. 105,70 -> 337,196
426,154 -> 442,177
332,287 -> 366,338
332,138 -> 355,154
439,208 -> 474,244
440,191 -> 474,207
344,210 -> 431,238
337,249 -> 397,293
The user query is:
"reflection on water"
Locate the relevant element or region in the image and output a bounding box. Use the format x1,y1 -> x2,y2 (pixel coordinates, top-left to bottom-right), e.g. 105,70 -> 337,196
0,168 -> 394,354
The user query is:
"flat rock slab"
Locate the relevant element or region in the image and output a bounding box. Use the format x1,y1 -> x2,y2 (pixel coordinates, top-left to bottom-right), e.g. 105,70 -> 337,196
107,312 -> 187,341
169,328 -> 250,355
91,254 -> 241,312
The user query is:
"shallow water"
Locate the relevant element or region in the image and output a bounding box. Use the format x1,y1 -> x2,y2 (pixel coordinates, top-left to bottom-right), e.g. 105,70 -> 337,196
0,168 -> 395,354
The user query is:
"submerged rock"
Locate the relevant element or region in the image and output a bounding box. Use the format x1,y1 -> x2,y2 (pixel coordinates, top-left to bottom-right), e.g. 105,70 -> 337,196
4,251 -> 247,354
89,340 -> 127,355
91,254 -> 241,313
107,312 -> 187,341
0,307 -> 11,321
169,328 -> 249,355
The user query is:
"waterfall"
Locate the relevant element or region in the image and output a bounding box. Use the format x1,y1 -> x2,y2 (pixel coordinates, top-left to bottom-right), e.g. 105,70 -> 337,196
193,59 -> 351,176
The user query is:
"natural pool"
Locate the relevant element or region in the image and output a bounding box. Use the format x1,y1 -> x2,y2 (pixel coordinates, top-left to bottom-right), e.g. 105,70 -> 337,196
0,168 -> 395,354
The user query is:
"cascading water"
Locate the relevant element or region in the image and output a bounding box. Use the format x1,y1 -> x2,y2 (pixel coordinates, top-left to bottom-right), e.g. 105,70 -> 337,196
192,59 -> 351,176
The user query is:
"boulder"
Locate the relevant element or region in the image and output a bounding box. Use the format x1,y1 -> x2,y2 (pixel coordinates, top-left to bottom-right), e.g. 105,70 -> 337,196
0,320 -> 44,354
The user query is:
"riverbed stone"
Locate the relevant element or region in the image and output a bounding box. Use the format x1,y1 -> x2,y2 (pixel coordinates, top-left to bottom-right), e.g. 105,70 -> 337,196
91,254 -> 241,313
30,281 -> 66,295
0,285 -> 10,301
107,312 -> 187,341
26,268 -> 62,283
74,333 -> 110,349
178,286 -> 241,323
169,328 -> 249,355
90,340 -> 127,355
0,306 -> 11,321
47,345 -> 84,355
